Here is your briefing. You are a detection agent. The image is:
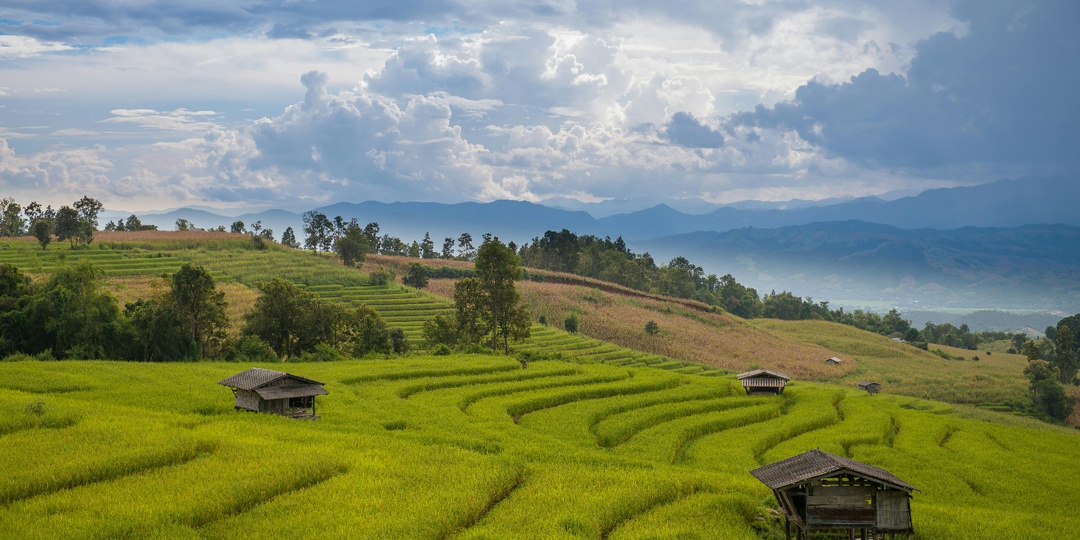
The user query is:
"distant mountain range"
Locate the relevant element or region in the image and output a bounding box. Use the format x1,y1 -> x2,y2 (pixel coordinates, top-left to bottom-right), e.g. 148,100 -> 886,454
638,222 -> 1080,313
99,175 -> 1080,312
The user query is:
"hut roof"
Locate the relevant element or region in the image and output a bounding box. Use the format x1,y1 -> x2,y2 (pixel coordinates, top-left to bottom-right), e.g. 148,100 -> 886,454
737,369 -> 790,381
827,357 -> 842,363
857,381 -> 879,388
750,449 -> 917,493
218,367 -> 325,391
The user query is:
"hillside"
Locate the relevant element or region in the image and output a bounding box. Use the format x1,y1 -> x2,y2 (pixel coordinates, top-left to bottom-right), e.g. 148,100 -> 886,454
1,357 -> 1077,538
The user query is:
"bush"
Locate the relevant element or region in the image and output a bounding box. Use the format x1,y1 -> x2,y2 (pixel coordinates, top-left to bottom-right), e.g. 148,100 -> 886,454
564,312 -> 579,333
251,236 -> 267,250
538,315 -> 547,325
369,269 -> 395,287
230,335 -> 279,363
645,320 -> 660,335
389,328 -> 410,354
294,342 -> 344,362
431,344 -> 452,356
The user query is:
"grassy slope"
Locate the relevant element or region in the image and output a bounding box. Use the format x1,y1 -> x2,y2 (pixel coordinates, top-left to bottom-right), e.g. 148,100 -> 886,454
0,358 -> 1077,539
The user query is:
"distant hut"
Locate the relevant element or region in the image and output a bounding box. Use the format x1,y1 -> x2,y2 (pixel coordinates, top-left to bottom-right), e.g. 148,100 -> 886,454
218,368 -> 328,419
858,381 -> 882,395
737,369 -> 790,396
825,357 -> 842,366
750,449 -> 918,540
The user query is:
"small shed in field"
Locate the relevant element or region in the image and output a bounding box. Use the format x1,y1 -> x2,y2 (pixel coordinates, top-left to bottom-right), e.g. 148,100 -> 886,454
750,449 -> 918,540
858,381 -> 882,395
825,357 -> 842,366
218,368 -> 328,419
737,369 -> 790,396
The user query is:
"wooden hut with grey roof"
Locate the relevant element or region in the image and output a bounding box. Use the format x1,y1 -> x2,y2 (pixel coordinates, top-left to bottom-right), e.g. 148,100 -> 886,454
750,449 -> 918,539
218,368 -> 328,419
737,368 -> 790,395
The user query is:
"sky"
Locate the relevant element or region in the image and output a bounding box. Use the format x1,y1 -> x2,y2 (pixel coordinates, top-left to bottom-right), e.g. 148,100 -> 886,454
0,0 -> 1077,212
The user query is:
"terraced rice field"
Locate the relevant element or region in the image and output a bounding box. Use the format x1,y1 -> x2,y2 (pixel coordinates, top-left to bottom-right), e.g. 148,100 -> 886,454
0,357 -> 1077,538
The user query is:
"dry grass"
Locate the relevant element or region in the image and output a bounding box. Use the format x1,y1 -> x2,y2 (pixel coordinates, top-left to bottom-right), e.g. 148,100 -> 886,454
515,281 -> 852,379
93,230 -> 251,242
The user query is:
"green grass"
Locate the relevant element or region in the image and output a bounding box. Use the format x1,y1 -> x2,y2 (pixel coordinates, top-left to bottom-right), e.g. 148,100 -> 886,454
0,357 -> 1077,538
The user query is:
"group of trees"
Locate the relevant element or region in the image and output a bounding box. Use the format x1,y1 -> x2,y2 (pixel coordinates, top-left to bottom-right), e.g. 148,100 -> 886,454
0,196 -> 106,250
0,260 -> 403,362
103,215 -> 158,232
423,239 -> 531,353
242,278 -> 405,359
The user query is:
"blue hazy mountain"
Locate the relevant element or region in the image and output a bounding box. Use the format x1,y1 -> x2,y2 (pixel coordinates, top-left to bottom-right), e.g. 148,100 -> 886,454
599,177 -> 1080,241
637,221 -> 1080,312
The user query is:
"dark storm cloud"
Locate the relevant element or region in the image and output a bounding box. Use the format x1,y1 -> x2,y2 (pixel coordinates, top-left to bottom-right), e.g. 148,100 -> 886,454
735,0 -> 1080,171
664,112 -> 725,148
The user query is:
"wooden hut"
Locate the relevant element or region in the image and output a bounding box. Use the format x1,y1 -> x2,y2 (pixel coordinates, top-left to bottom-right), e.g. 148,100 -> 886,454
858,381 -> 882,395
750,449 -> 918,539
218,368 -> 328,419
825,357 -> 842,366
737,369 -> 790,396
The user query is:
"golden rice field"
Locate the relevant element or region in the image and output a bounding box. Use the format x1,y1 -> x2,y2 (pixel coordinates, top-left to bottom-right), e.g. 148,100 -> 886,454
0,357 -> 1077,539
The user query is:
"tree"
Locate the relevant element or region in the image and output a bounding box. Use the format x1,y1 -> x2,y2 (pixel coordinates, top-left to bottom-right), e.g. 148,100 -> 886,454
363,222 -> 381,253
442,237 -> 455,259
1024,340 -> 1041,362
243,278 -> 319,358
1054,324 -> 1077,384
31,220 -> 51,250
453,278 -> 490,346
302,211 -> 332,253
1033,379 -> 1074,421
421,233 -> 436,259
457,233 -> 474,259
342,304 -> 390,357
333,223 -> 371,267
251,221 -> 262,236
402,262 -> 429,289
231,220 -> 246,234
281,227 -> 300,249
474,239 -> 525,352
175,218 -> 193,231
422,313 -> 459,348
0,198 -> 25,237
54,206 -> 82,247
170,263 -> 228,356
73,196 -> 103,230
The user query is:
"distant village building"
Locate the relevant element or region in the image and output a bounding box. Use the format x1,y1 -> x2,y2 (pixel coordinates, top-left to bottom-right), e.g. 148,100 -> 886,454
825,357 -> 842,366
750,449 -> 918,540
737,369 -> 790,396
218,368 -> 328,419
858,381 -> 882,395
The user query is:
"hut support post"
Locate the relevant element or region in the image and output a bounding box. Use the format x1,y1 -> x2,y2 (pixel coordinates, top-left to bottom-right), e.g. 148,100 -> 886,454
785,517 -> 790,540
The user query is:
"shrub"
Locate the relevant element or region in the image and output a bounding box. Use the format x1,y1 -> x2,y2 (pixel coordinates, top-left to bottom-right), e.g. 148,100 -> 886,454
369,269 -> 395,287
565,312 -> 579,333
645,320 -> 660,336
389,328 -> 410,354
251,236 -> 267,250
294,342 -> 344,362
231,335 -> 279,363
538,315 -> 547,326
431,344 -> 452,356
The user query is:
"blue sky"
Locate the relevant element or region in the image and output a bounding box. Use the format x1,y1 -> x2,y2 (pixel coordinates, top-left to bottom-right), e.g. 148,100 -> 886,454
0,0 -> 1076,211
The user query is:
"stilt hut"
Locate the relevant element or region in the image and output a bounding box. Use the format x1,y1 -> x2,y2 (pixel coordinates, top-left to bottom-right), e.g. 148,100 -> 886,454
825,357 -> 842,366
858,381 -> 882,395
218,368 -> 328,419
737,369 -> 790,395
750,449 -> 918,540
